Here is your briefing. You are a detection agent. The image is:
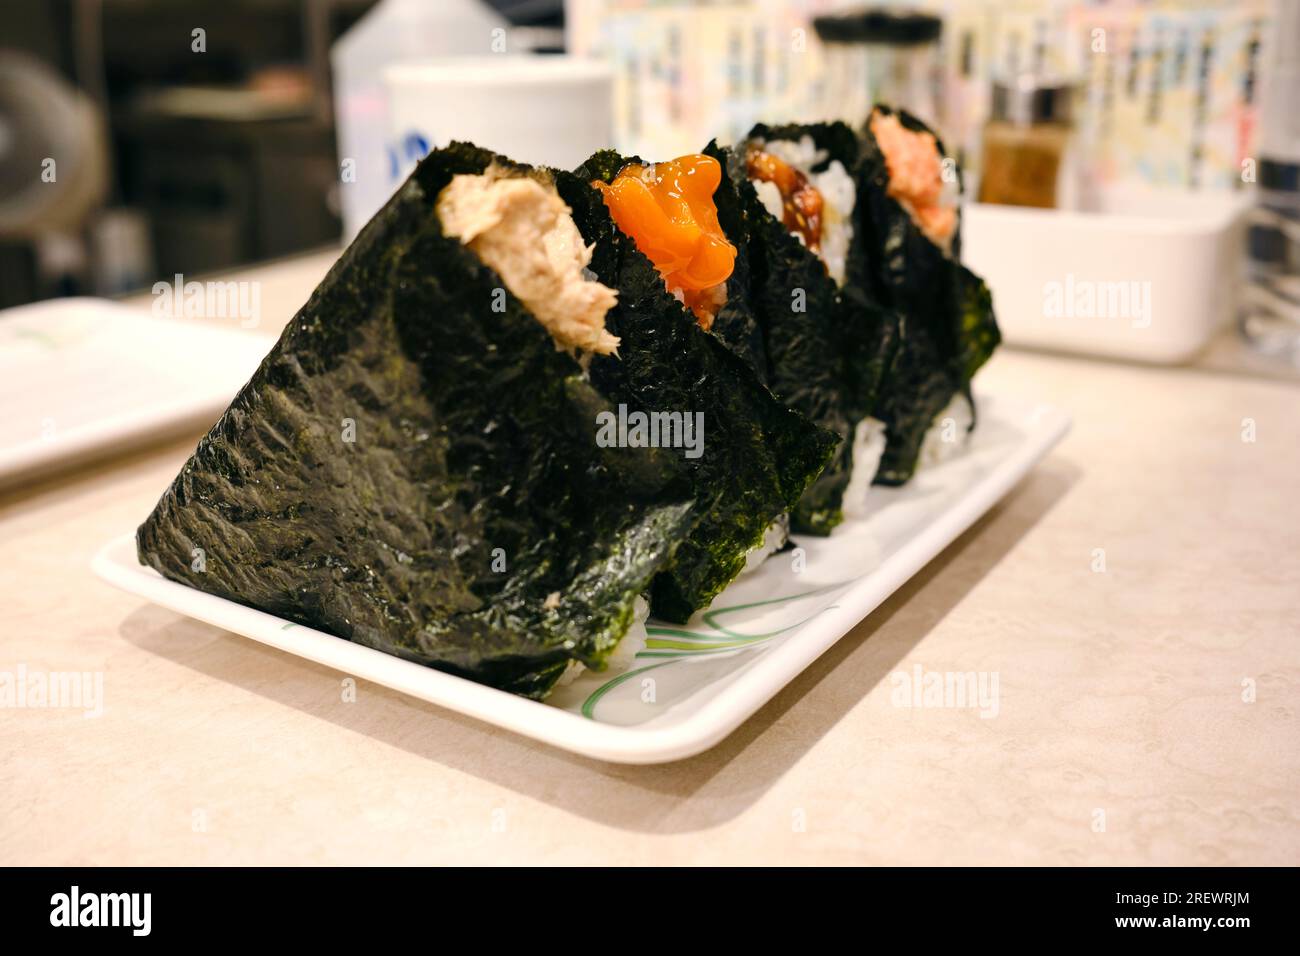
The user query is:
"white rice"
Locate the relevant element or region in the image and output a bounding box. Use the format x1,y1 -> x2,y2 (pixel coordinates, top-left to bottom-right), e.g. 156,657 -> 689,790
919,393 -> 974,467
841,417 -> 887,521
752,136 -> 855,286
741,513 -> 790,574
842,397 -> 973,519
554,595 -> 651,687
753,179 -> 785,226
555,658 -> 586,687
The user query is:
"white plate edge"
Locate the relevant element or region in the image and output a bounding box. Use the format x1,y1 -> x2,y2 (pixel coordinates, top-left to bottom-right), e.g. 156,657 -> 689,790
91,400 -> 1072,764
0,304 -> 272,488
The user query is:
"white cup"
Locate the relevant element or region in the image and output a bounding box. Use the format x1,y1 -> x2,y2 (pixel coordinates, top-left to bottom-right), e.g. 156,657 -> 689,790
382,56 -> 613,185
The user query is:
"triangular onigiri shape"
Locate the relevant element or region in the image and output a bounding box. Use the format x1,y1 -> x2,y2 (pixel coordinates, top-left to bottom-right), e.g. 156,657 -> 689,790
856,105 -> 1001,486
137,143 -> 698,700
559,152 -> 839,624
726,123 -> 901,534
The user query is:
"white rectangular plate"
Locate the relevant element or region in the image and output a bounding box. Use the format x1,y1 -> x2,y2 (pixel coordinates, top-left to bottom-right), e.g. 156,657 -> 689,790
0,298 -> 270,489
93,392 -> 1069,763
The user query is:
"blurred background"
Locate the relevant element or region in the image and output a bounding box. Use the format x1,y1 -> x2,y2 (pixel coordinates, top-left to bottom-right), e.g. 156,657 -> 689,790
0,0 -> 1295,365
0,0 -> 567,307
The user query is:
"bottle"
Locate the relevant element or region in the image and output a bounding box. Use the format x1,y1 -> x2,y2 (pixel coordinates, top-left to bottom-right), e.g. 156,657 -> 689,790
331,0 -> 509,242
977,73 -> 1078,209
812,8 -> 944,131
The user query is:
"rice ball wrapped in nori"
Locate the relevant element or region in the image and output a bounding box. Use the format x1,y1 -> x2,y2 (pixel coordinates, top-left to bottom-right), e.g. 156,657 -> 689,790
136,143 -> 700,700
857,105 -> 1002,486
720,122 -> 901,533
558,152 -> 839,624
574,140 -> 871,541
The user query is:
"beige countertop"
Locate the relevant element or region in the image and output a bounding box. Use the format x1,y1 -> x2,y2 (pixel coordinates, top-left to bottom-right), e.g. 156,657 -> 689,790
2,249 -> 1297,865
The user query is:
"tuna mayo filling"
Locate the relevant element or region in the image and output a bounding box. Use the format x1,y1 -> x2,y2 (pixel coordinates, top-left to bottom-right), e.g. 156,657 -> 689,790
436,167 -> 620,356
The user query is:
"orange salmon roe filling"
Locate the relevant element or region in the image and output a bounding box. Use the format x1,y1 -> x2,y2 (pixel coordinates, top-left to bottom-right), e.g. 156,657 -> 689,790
869,110 -> 957,247
593,154 -> 736,328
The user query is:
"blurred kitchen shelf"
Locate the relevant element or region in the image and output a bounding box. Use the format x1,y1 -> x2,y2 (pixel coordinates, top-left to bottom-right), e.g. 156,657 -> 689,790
113,108 -> 342,277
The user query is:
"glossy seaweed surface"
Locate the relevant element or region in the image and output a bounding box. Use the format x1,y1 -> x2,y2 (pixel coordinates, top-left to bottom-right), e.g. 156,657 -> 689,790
137,143 -> 698,699
856,107 -> 1001,486
562,151 -> 838,623
136,118 -> 999,699
728,123 -> 900,534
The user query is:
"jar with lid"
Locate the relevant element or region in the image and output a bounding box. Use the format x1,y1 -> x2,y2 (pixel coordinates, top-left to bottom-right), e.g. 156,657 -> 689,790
977,74 -> 1078,209
812,7 -> 943,131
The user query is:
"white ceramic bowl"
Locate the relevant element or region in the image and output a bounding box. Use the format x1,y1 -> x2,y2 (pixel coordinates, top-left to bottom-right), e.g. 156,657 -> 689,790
963,190 -> 1250,364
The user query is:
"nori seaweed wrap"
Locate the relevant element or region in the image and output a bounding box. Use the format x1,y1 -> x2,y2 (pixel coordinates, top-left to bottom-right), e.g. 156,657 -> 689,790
559,152 -> 839,623
134,105 -> 1002,701
721,122 -> 901,534
857,105 -> 1001,486
137,143 -> 702,699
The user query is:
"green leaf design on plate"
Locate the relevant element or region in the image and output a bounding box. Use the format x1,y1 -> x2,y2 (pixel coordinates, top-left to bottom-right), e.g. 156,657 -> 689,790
580,579 -> 851,719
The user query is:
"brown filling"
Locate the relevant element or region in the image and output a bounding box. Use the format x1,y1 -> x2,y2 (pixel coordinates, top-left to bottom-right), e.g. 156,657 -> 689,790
746,148 -> 824,252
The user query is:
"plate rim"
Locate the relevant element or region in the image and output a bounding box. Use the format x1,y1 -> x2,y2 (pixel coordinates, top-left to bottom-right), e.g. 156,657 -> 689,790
0,299 -> 271,488
92,397 -> 1071,764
